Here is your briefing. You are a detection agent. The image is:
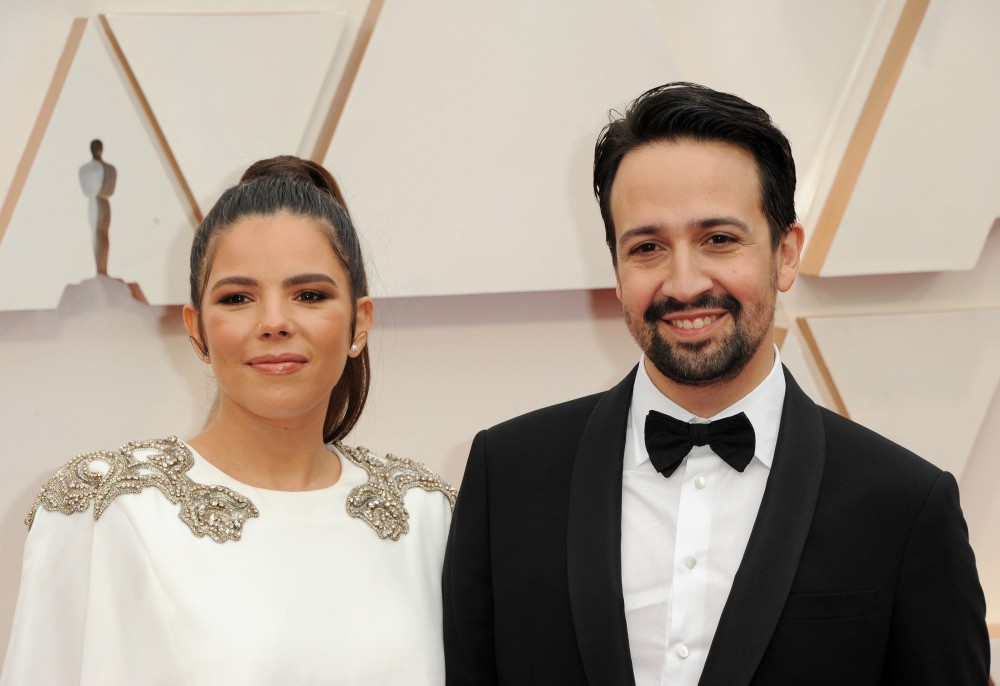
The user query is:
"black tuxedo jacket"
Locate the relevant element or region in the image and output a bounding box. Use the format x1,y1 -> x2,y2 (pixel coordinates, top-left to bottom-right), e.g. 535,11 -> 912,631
443,366 -> 989,685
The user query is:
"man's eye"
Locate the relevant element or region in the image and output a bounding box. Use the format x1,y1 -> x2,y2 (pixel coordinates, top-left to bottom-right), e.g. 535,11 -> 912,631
632,242 -> 658,254
707,234 -> 735,245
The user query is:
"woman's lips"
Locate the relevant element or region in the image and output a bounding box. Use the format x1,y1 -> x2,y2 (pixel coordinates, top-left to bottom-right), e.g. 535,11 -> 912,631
247,353 -> 307,374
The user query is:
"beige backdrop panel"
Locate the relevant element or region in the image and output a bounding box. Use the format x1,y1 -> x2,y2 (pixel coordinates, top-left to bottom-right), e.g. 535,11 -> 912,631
821,0 -> 1000,275
326,0 -> 678,296
106,12 -> 348,213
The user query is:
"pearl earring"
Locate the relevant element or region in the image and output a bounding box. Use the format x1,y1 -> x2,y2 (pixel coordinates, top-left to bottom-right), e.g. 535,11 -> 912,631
351,344 -> 359,352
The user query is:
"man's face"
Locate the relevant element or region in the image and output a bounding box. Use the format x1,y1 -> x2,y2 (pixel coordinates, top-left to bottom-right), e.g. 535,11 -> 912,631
610,139 -> 801,390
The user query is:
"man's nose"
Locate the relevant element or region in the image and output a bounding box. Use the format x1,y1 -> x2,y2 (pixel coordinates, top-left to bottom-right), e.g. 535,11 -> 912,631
661,250 -> 713,303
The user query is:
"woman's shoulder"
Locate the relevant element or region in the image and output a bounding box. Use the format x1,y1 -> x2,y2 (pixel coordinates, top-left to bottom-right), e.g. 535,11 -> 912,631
27,436 -> 259,543
335,442 -> 457,541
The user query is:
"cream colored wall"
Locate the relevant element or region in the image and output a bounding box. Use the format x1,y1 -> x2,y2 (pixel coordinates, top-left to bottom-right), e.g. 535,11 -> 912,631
2,0 -> 999,672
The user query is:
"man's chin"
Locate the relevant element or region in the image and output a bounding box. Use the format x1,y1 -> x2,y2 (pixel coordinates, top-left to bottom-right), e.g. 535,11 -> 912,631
647,344 -> 747,387
655,365 -> 736,388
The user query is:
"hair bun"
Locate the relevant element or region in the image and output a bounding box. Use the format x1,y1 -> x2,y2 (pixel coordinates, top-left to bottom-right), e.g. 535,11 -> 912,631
239,155 -> 348,210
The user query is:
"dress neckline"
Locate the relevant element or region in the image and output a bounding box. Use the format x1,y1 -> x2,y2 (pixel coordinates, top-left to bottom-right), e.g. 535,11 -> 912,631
181,440 -> 362,499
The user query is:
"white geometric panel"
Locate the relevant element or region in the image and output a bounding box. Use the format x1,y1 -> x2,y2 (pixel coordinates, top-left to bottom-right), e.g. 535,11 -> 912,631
0,19 -> 194,310
821,0 -> 1000,276
105,12 -> 347,213
327,0 -> 678,297
649,0 -> 903,221
803,307 -> 1000,477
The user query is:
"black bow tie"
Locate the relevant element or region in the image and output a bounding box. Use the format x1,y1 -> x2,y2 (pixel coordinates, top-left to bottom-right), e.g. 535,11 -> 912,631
644,410 -> 756,477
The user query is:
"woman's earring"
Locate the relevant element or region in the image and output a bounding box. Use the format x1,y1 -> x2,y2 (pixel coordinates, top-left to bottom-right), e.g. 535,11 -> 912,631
349,330 -> 367,356
189,336 -> 210,362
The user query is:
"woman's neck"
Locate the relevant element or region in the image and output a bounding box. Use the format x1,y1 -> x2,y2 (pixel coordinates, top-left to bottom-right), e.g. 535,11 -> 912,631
187,404 -> 341,491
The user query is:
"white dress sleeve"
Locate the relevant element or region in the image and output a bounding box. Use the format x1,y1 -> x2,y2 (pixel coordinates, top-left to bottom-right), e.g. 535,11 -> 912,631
1,490 -> 194,686
1,507 -> 95,685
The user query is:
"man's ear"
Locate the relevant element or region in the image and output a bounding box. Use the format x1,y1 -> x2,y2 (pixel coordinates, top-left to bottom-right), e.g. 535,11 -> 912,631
776,223 -> 804,293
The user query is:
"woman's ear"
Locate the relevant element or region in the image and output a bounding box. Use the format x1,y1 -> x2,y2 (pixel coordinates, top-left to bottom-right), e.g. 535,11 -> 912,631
183,304 -> 209,361
349,297 -> 374,356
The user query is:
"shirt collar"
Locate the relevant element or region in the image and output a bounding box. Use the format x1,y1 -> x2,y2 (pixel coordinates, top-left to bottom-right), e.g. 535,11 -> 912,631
628,347 -> 786,470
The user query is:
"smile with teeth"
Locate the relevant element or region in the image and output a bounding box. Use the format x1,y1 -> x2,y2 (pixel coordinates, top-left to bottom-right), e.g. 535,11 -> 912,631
667,314 -> 719,330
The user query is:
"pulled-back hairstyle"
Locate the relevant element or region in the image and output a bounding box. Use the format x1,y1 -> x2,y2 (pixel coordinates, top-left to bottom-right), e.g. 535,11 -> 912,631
189,155 -> 370,443
594,82 -> 797,263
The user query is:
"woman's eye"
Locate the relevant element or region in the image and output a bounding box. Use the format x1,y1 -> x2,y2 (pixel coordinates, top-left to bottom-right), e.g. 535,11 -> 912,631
296,290 -> 327,302
219,293 -> 251,305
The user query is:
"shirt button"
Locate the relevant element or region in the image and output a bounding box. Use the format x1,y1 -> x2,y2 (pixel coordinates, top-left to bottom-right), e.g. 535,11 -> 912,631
677,644 -> 690,659
684,556 -> 697,570
694,475 -> 707,489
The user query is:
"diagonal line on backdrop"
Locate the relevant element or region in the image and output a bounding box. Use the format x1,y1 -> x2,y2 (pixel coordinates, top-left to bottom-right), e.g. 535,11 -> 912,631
98,14 -> 203,225
796,317 -> 850,418
801,0 -> 930,276
310,0 -> 386,162
0,19 -> 88,247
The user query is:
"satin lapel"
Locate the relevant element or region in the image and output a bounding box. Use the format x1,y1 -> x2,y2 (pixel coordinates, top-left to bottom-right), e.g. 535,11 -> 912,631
567,367 -> 638,686
698,368 -> 826,686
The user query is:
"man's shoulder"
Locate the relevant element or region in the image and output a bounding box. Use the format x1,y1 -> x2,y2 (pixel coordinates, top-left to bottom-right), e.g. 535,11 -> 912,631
485,390 -> 609,440
484,366 -> 637,442
783,368 -> 944,483
469,390 -> 618,486
815,404 -> 944,483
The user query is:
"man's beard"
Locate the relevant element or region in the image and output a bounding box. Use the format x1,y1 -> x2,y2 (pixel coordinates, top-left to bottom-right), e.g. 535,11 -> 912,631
626,291 -> 774,387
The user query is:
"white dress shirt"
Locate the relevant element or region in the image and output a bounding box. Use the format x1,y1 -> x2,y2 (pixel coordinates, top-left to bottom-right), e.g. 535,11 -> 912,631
621,350 -> 786,686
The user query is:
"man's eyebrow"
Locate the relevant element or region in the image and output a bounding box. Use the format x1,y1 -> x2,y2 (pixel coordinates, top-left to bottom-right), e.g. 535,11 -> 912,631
617,226 -> 661,249
696,216 -> 751,233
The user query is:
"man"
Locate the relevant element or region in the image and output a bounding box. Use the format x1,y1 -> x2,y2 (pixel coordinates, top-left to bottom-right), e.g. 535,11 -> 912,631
443,83 -> 989,685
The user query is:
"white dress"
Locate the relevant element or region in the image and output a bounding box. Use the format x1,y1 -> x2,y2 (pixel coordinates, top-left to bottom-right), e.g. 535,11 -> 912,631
0,437 -> 456,686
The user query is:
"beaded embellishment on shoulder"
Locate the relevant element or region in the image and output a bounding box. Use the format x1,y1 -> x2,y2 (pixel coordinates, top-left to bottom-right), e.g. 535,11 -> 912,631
26,436 -> 259,543
337,443 -> 457,541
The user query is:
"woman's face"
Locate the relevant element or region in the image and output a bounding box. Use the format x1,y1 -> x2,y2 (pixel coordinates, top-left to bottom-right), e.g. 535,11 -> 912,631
183,212 -> 373,429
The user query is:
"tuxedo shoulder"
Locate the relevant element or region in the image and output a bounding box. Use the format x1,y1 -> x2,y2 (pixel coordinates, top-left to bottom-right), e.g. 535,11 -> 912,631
817,406 -> 944,482
483,391 -> 606,442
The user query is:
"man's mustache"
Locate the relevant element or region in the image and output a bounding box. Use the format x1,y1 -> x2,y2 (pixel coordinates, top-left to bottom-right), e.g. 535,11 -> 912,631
643,293 -> 741,323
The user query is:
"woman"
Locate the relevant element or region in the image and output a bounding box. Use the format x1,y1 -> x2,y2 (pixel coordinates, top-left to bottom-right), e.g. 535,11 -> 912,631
1,156 -> 456,685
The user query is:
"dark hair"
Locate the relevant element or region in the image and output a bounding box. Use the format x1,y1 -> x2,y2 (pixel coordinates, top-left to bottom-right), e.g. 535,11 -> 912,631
189,155 -> 370,443
594,82 -> 796,262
